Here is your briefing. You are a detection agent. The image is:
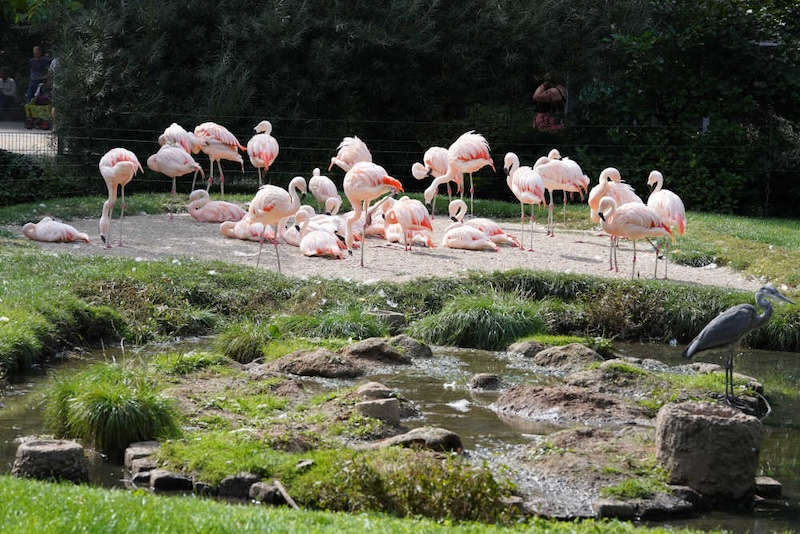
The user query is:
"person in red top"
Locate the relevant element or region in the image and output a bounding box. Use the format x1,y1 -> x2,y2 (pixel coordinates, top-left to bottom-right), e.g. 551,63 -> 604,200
533,73 -> 566,132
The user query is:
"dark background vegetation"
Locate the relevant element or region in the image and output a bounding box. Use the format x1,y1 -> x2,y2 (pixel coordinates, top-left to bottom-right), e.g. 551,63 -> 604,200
2,0 -> 799,215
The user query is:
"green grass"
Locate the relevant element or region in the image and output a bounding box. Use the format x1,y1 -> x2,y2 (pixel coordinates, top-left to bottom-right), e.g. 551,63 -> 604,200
208,392 -> 288,418
270,307 -> 387,340
515,334 -> 615,357
600,477 -> 670,500
0,476 -> 714,534
43,362 -> 180,459
150,351 -> 229,375
215,320 -> 273,363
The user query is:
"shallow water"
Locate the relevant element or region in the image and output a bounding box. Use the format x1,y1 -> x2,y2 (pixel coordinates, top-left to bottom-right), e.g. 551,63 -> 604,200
1,339 -> 798,532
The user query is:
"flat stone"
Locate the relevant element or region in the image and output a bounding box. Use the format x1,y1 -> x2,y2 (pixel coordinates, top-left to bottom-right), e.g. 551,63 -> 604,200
130,456 -> 157,474
355,398 -> 401,425
755,476 -> 782,498
377,426 -> 463,452
11,439 -> 89,484
532,343 -> 603,372
340,338 -> 411,364
218,472 -> 261,499
249,482 -> 287,505
668,485 -> 706,508
594,499 -> 635,519
131,470 -> 152,487
506,340 -> 546,357
150,469 -> 193,492
388,334 -> 433,359
637,493 -> 695,519
355,381 -> 394,400
269,348 -> 364,378
124,441 -> 160,469
468,373 -> 503,390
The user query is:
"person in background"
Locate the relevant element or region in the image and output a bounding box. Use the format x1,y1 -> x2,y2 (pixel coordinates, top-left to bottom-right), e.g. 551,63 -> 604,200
533,73 -> 566,132
0,67 -> 17,120
26,46 -> 51,103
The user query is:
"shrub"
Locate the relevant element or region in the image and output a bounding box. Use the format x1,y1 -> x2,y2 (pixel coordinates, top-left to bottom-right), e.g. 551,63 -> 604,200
271,307 -> 386,340
214,320 -> 271,363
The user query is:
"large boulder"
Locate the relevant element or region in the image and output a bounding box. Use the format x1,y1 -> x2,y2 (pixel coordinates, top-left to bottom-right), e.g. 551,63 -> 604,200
250,482 -> 288,505
376,426 -> 463,452
388,335 -> 433,359
269,348 -> 364,378
218,472 -> 260,499
355,398 -> 401,424
340,338 -> 411,365
149,469 -> 193,492
11,439 -> 89,484
506,340 -> 547,358
355,381 -> 394,400
655,401 -> 762,501
124,441 -> 160,470
532,343 -> 604,371
469,373 -> 503,390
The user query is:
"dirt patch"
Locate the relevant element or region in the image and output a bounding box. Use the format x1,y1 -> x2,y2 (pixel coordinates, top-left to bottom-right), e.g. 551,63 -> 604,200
7,213 -> 760,289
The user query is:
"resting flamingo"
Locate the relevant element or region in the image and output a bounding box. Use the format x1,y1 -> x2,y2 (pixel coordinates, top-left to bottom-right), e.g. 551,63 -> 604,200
343,161 -> 404,266
448,199 -> 519,247
597,197 -> 674,279
98,148 -> 143,248
534,149 -> 589,236
146,145 -> 204,219
187,190 -> 245,223
247,120 -> 279,186
309,168 -> 342,213
431,131 -> 494,216
504,152 -> 546,251
647,170 -> 686,279
384,196 -> 434,251
295,210 -> 348,259
329,136 -> 372,172
587,167 -> 644,269
158,123 -> 207,190
220,214 -> 269,242
194,122 -> 245,199
412,146 -> 450,217
24,217 -> 90,243
248,176 -> 307,271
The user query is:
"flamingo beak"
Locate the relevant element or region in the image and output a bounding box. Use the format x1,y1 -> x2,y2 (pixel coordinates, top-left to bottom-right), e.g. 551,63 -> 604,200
649,183 -> 655,193
381,214 -> 386,220
450,216 -> 457,222
348,249 -> 353,256
598,212 -> 606,222
294,225 -> 301,232
503,166 -> 510,176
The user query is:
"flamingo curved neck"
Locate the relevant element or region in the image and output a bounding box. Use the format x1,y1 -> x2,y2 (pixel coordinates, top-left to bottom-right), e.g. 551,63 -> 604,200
453,201 -> 467,222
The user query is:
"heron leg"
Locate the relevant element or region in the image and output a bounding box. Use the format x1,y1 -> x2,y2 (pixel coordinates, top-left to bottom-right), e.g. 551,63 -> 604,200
118,186 -> 126,247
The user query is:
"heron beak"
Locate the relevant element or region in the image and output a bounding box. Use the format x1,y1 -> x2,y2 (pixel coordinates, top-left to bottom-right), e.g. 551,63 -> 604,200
779,294 -> 796,305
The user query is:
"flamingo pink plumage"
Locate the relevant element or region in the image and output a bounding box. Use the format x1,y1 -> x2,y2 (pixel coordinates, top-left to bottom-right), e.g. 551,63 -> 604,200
647,170 -> 686,279
504,152 -> 546,251
413,146 -> 450,216
448,199 -> 519,247
442,223 -> 498,252
187,190 -> 245,223
194,121 -> 245,199
295,210 -> 347,259
247,120 -> 279,187
343,161 -> 403,266
23,217 -> 90,244
98,147 -> 143,248
534,149 -> 588,236
384,196 -> 434,251
431,131 -> 494,215
220,214 -> 272,242
158,123 -> 207,190
308,168 -> 342,213
587,167 -> 644,269
147,144 -> 205,219
329,136 -> 372,172
248,176 -> 307,271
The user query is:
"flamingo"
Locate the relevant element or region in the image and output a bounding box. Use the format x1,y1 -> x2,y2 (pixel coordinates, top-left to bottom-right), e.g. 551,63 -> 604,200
279,206 -> 316,247
23,217 -> 90,243
587,168 -> 644,269
647,170 -> 686,279
158,123 -> 207,190
194,122 -> 246,199
98,147 -> 143,248
309,167 -> 342,212
384,196 -> 434,251
534,149 -> 589,236
220,214 -> 271,242
343,161 -> 404,266
295,210 -> 348,259
246,120 -> 279,186
146,145 -> 204,220
504,152 -> 546,251
329,136 -> 372,172
187,190 -> 246,223
448,199 -> 519,247
412,146 -> 450,217
248,176 -> 307,271
597,197 -> 674,278
430,131 -> 494,216
442,223 -> 498,252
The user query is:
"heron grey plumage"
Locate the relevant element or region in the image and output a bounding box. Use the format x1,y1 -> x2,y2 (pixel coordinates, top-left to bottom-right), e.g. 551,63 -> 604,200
683,284 -> 795,405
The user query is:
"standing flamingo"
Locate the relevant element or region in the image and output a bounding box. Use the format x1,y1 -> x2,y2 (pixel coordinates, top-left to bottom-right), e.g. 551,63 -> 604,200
587,168 -> 644,269
187,190 -> 246,223
248,176 -> 307,272
412,146 -> 450,217
158,123 -> 207,190
431,131 -> 494,216
24,217 -> 90,243
194,122 -> 246,199
343,161 -> 404,266
647,170 -> 686,279
597,197 -> 674,279
448,199 -> 519,247
146,145 -> 204,220
504,152 -> 546,251
384,196 -> 434,251
534,149 -> 588,236
247,120 -> 279,186
329,136 -> 372,172
98,148 -> 143,248
309,167 -> 342,213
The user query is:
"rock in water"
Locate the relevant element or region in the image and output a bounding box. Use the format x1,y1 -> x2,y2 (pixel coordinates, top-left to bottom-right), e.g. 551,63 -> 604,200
532,343 -> 604,372
355,398 -> 401,424
11,439 -> 89,484
376,426 -> 463,452
469,373 -> 503,390
340,338 -> 411,364
655,401 -> 762,501
506,340 -> 547,357
388,335 -> 433,359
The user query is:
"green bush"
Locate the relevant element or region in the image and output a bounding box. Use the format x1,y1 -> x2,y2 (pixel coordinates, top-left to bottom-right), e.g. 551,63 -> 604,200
214,320 -> 271,363
271,307 -> 386,340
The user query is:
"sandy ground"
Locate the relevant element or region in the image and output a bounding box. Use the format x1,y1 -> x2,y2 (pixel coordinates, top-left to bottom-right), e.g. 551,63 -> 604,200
7,212 -> 761,292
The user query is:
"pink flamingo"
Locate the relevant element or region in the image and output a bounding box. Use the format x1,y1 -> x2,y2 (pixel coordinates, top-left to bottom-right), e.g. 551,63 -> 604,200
647,170 -> 686,279
309,168 -> 342,213
98,147 -> 143,248
442,223 -> 498,252
343,161 -> 404,266
329,136 -> 372,172
430,131 -> 494,216
448,199 -> 519,247
158,123 -> 207,190
534,149 -> 589,236
587,167 -> 644,268
504,152 -> 546,251
412,146 -> 451,217
248,176 -> 307,271
187,190 -> 245,223
146,145 -> 204,219
23,217 -> 90,243
295,210 -> 347,259
246,120 -> 279,186
384,196 -> 434,251
194,122 -> 245,199
597,197 -> 674,278
221,214 -> 268,242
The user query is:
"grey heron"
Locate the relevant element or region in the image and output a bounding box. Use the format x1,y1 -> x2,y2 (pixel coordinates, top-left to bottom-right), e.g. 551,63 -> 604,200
683,284 -> 795,405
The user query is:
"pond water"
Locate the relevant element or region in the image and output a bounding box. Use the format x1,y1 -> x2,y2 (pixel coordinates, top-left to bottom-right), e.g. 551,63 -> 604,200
1,339 -> 798,532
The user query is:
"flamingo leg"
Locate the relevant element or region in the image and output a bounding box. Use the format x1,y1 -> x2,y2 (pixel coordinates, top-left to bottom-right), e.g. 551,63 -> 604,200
256,231 -> 265,268
614,237 -> 619,272
608,236 -> 614,271
563,190 -> 567,224
360,200 -> 370,267
118,186 -> 126,247
547,189 -> 554,237
469,172 -> 474,216
206,158 -> 214,192
631,240 -> 637,279
170,177 -> 176,221
217,160 -> 225,200
100,180 -> 117,249
257,168 -> 262,187
520,203 -> 525,252
529,207 -> 535,251
274,234 -> 281,273
191,170 -> 198,191
665,240 -> 669,279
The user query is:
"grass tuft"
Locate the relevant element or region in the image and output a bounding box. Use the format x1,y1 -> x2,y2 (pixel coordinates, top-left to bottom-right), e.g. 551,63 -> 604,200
150,351 -> 229,375
215,320 -> 271,363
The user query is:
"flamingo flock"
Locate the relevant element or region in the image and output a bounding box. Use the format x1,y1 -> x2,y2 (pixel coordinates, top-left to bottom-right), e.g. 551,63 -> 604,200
21,119 -> 688,280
